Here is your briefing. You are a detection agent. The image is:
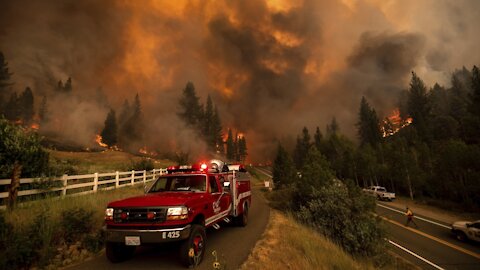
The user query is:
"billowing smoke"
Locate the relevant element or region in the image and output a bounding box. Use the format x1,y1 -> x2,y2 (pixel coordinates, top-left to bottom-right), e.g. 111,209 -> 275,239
1,0 -> 479,161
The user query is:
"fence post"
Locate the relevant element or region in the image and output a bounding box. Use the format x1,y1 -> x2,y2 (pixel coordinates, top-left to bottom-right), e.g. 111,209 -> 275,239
115,171 -> 119,188
143,170 -> 147,184
62,174 -> 68,197
93,173 -> 98,192
152,169 -> 156,181
131,170 -> 135,185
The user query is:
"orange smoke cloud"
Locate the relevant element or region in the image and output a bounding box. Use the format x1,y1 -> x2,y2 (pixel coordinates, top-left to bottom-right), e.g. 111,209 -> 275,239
2,0 -> 479,162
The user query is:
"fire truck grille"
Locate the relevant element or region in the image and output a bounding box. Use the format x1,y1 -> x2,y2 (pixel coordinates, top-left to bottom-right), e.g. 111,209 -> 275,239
113,208 -> 167,223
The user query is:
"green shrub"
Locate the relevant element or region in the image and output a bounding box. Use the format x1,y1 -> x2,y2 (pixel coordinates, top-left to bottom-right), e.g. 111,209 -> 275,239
0,209 -> 57,269
266,186 -> 296,210
296,183 -> 384,257
131,158 -> 154,171
48,157 -> 79,176
60,207 -> 95,244
28,210 -> 57,268
83,229 -> 105,253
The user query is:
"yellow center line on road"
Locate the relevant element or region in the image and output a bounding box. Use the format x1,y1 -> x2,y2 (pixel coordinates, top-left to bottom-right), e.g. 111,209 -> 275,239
380,215 -> 480,260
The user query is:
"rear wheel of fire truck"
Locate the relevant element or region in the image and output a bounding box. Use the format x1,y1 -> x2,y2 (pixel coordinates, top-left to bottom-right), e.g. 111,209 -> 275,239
180,224 -> 206,268
105,242 -> 136,263
235,203 -> 248,226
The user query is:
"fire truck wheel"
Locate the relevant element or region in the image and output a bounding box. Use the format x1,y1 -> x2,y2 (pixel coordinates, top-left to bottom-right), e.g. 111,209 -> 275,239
180,224 -> 206,267
105,242 -> 136,263
235,203 -> 248,227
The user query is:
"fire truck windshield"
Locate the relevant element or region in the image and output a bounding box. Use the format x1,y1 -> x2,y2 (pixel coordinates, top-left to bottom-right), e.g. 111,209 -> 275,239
149,175 -> 207,193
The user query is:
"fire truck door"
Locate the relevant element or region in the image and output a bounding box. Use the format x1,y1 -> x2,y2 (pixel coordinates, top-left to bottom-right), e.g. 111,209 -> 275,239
208,175 -> 231,217
218,176 -> 232,213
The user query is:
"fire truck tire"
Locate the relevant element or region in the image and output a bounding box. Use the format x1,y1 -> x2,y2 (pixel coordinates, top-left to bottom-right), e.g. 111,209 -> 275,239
235,203 -> 248,227
105,242 -> 136,263
179,224 -> 206,267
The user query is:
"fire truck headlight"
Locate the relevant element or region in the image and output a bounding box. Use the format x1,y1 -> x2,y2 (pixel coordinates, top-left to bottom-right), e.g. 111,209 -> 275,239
105,208 -> 114,221
167,206 -> 188,220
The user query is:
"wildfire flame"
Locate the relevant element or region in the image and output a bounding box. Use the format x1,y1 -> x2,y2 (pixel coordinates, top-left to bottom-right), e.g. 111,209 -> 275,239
139,146 -> 148,154
382,109 -> 413,137
138,146 -> 157,156
95,134 -> 108,147
30,123 -> 40,130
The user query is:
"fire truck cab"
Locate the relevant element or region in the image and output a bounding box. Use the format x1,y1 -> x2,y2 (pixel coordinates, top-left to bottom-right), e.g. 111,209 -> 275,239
103,160 -> 252,267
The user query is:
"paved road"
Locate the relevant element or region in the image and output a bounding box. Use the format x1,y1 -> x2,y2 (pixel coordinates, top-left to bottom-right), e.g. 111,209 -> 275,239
377,202 -> 480,270
68,186 -> 270,270
256,166 -> 480,269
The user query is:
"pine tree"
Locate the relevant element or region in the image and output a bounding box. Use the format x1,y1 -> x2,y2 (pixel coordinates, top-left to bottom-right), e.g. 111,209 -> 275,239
407,72 -> 431,141
0,52 -> 13,114
117,99 -> 130,146
118,94 -> 144,148
0,52 -> 13,93
39,95 -> 48,123
203,95 -> 213,140
226,128 -> 235,160
234,132 -> 239,161
326,117 -> 339,137
293,127 -> 311,169
101,109 -> 118,147
128,93 -> 143,141
314,126 -> 323,152
300,146 -> 335,192
119,100 -> 131,123
357,97 -> 382,146
4,92 -> 20,121
470,65 -> 480,117
449,74 -> 469,122
178,82 -> 202,127
19,87 -> 34,124
211,106 -> 223,153
272,143 -> 296,188
238,136 -> 247,163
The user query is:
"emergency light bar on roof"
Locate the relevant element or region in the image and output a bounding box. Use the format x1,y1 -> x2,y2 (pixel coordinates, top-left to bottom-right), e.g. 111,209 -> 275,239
167,163 -> 208,174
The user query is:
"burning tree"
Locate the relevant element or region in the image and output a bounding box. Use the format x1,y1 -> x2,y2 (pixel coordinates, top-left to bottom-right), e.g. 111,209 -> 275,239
100,108 -> 118,147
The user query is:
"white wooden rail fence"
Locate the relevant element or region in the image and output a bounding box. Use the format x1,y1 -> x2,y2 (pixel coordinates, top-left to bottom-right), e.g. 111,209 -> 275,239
0,168 -> 167,209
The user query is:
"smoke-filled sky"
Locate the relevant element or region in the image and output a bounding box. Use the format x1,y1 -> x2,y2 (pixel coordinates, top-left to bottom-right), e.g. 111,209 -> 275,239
1,0 -> 479,161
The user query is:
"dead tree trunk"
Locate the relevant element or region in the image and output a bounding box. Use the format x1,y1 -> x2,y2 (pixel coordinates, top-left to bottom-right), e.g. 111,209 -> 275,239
7,161 -> 22,211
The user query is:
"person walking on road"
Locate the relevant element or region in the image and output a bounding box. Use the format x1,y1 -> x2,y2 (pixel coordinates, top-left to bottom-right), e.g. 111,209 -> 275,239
405,207 -> 418,228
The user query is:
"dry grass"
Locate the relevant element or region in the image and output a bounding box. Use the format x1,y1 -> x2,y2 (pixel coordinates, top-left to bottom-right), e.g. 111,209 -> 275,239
5,185 -> 144,227
240,210 -> 375,270
48,149 -> 174,174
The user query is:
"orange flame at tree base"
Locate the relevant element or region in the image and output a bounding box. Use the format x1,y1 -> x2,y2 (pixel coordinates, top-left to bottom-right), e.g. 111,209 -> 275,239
95,134 -> 108,148
382,109 -> 413,137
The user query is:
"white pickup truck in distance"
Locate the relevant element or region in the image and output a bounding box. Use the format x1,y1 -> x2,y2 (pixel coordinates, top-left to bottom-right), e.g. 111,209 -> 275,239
451,220 -> 480,242
363,186 -> 395,201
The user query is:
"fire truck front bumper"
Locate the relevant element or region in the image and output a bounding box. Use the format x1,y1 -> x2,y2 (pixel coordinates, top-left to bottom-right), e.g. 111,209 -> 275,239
104,224 -> 191,244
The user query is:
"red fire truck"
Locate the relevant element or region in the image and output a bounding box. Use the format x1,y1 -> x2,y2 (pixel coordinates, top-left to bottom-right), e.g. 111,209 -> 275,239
103,159 -> 252,267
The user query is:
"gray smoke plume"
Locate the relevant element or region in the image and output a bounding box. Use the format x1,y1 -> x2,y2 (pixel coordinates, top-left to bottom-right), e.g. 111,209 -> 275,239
1,0 -> 479,162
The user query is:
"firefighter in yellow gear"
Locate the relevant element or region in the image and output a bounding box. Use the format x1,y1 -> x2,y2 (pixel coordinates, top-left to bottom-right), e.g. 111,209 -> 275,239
405,207 -> 418,228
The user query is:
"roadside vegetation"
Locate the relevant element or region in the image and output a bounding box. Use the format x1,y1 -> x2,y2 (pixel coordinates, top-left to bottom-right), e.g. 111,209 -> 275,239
241,210 -> 376,270
0,185 -> 144,269
48,149 -> 173,175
